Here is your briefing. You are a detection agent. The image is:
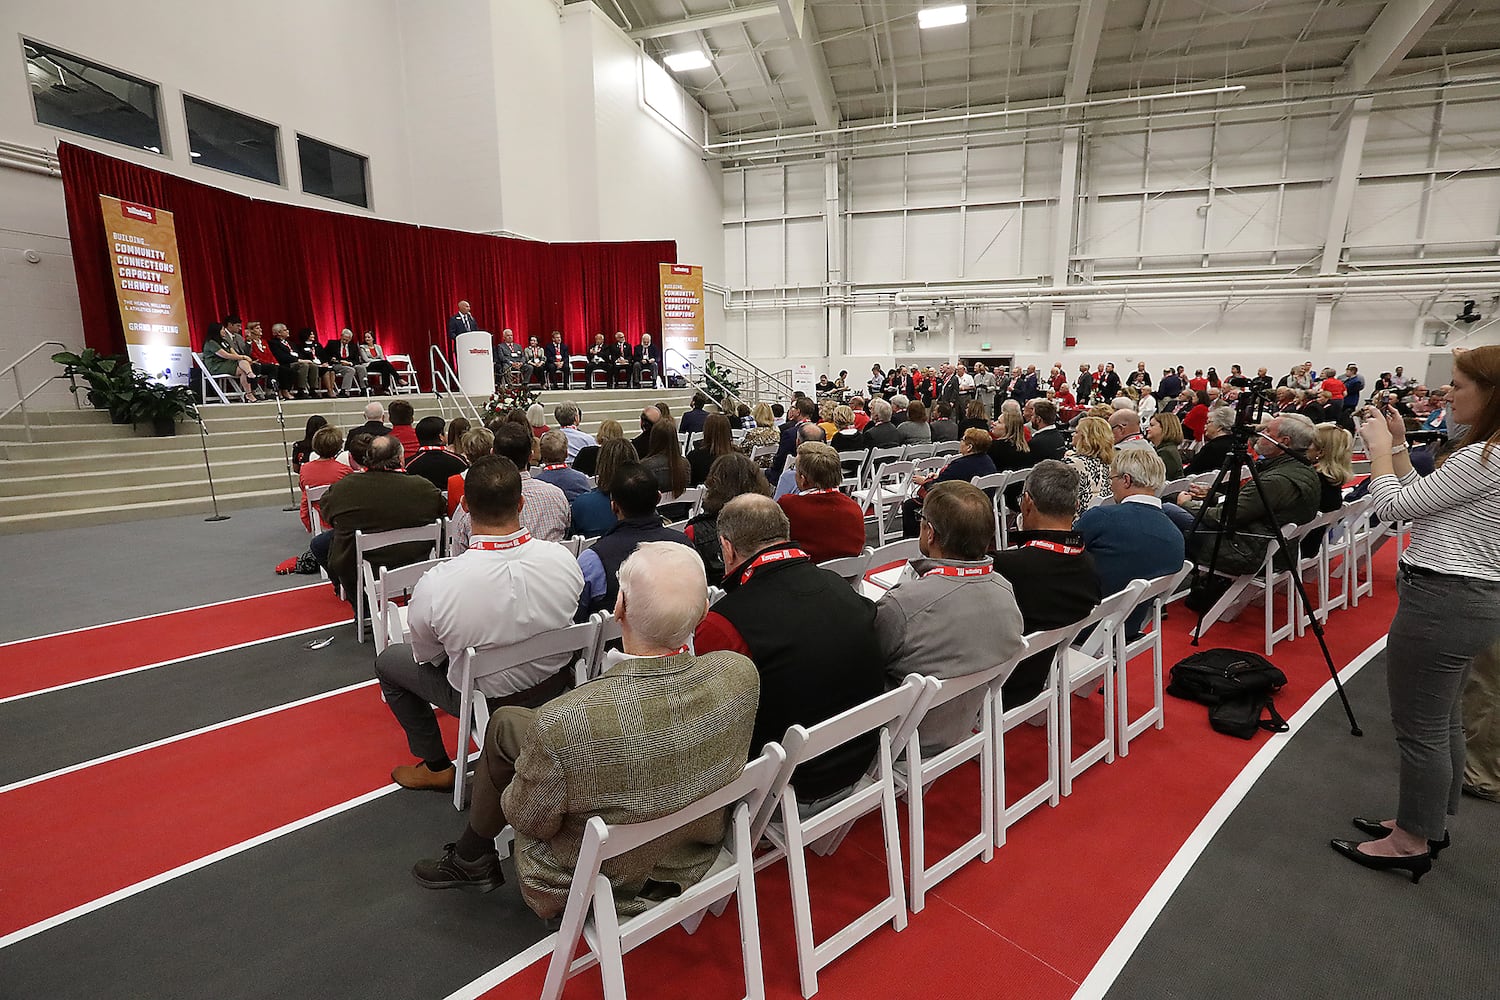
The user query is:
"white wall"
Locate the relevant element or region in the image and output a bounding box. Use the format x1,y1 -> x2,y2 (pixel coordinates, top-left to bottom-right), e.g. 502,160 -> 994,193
0,0 -> 725,406
723,83 -> 1500,385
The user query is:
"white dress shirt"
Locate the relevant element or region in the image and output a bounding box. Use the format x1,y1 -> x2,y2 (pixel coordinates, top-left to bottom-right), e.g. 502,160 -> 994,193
406,529 -> 584,697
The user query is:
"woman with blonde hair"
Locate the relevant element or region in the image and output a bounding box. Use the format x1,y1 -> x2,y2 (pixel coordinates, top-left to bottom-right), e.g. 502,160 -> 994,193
740,401 -> 780,460
830,404 -> 866,453
987,409 -> 1032,471
817,399 -> 838,441
1300,422 -> 1352,557
1068,416 -> 1116,511
446,427 -> 495,516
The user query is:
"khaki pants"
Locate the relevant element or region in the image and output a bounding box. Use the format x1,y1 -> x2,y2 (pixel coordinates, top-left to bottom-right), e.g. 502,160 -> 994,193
470,706 -> 536,839
1462,639 -> 1500,801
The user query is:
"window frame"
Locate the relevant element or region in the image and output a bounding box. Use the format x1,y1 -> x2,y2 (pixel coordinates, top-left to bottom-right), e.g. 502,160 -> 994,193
295,131 -> 372,210
20,36 -> 169,156
181,91 -> 285,188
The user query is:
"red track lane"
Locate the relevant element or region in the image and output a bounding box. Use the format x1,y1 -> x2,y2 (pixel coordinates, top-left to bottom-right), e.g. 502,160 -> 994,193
0,683 -> 454,937
476,550 -> 1400,1000
0,586 -> 352,699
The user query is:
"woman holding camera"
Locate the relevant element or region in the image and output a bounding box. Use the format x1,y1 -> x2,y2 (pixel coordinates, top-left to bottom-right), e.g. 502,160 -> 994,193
1331,346 -> 1500,882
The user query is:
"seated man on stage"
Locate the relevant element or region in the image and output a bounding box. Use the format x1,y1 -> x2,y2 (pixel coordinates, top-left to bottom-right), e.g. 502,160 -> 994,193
410,541 -> 758,914
543,331 -> 570,389
320,328 -> 369,397
609,331 -> 633,388
630,332 -> 659,388
520,335 -> 545,387
584,333 -> 610,388
493,329 -> 520,385
376,455 -> 584,793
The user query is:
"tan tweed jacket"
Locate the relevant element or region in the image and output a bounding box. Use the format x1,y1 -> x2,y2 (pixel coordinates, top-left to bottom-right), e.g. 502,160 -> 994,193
502,649 -> 760,920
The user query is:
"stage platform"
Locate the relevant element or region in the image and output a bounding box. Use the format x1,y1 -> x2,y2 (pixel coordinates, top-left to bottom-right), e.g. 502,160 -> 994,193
0,386 -> 693,534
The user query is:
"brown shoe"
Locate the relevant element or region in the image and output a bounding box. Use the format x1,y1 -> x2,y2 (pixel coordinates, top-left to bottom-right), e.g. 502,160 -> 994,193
392,763 -> 455,791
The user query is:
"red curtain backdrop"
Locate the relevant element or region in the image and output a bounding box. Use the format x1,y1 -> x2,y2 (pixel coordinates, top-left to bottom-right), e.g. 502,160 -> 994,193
58,143 -> 676,381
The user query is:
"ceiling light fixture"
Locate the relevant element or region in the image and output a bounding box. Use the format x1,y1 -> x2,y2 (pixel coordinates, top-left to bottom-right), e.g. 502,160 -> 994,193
664,51 -> 712,72
918,4 -> 967,29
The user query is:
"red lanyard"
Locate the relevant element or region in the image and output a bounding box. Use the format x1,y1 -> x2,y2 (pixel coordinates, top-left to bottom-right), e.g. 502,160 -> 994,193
1024,540 -> 1084,555
539,464 -> 569,472
923,564 -> 992,578
799,488 -> 837,496
415,446 -> 445,454
469,532 -> 532,551
739,546 -> 809,583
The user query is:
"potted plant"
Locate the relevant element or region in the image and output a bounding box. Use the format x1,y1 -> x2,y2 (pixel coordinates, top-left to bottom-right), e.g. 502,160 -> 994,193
51,348 -> 134,423
124,373 -> 199,436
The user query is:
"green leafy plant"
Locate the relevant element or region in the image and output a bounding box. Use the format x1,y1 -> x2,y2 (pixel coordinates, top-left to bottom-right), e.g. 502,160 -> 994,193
703,359 -> 741,407
52,348 -> 134,420
124,372 -> 199,432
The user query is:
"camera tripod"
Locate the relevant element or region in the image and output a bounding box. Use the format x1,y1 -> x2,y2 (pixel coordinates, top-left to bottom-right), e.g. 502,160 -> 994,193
1184,389 -> 1362,736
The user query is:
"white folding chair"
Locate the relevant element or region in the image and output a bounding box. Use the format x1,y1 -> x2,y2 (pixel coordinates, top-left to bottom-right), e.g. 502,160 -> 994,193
860,445 -> 907,490
910,456 -> 948,485
1160,476 -> 1195,501
579,610 -> 625,686
1294,509 -> 1345,635
861,538 -> 922,594
368,557 -> 448,655
932,441 -> 961,457
994,469 -> 1030,549
994,620 -> 1090,846
451,618 -> 600,810
903,442 -> 936,460
353,521 -> 444,642
305,483 -> 332,581
753,676 -> 930,999
900,638 -> 1031,912
818,546 -> 873,585
1059,581 -> 1148,796
1115,561 -> 1194,757
969,472 -> 1008,548
385,354 -> 420,394
852,460 -> 914,545
1335,497 -> 1377,607
750,444 -> 776,468
193,351 -> 246,404
1193,524 -> 1307,656
540,747 -> 786,1000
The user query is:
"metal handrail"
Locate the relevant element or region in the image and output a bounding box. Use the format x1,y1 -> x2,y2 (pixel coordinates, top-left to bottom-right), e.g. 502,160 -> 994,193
664,347 -> 747,410
1,340 -> 75,443
705,343 -> 794,400
428,345 -> 481,421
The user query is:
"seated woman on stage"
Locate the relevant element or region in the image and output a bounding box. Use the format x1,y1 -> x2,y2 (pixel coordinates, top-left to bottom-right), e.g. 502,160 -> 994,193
201,322 -> 258,401
360,331 -> 400,394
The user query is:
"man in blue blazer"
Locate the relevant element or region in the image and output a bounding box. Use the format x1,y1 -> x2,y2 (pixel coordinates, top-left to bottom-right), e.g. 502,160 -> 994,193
543,331 -> 570,389
1076,447 -> 1186,636
447,300 -> 478,347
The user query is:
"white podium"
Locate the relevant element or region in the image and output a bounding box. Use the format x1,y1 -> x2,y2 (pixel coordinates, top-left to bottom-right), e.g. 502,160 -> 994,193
454,330 -> 495,397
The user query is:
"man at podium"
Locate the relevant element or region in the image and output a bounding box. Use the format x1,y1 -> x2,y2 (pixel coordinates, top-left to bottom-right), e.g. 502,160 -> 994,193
447,300 -> 478,347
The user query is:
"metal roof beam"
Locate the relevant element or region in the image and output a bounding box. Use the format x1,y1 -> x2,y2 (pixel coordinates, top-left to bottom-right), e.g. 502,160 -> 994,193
1065,0 -> 1111,103
1341,0 -> 1456,88
775,0 -> 840,128
627,3 -> 781,41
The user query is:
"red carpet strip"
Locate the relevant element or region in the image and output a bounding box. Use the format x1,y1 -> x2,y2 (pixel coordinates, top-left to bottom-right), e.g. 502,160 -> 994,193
0,585 -> 351,700
463,549 -> 1401,1000
0,683 -> 455,939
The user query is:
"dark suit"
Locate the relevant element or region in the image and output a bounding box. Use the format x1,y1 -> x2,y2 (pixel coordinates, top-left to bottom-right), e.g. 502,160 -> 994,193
1075,371 -> 1094,403
447,312 -> 477,344
607,342 -> 633,387
543,341 -> 570,388
993,530 -> 1101,706
494,339 -> 520,382
1027,426 -> 1067,463
939,376 -> 960,407
584,343 -> 609,387
770,418 -> 806,479
344,419 -> 392,453
1099,371 -> 1122,400
629,343 -> 657,387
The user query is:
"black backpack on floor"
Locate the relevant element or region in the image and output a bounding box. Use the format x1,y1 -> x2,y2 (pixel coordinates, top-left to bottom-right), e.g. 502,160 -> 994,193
1168,648 -> 1289,740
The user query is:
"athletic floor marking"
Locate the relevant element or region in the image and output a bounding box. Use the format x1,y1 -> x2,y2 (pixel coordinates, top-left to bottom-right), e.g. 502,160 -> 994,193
0,679 -> 378,796
0,618 -> 353,706
1072,634 -> 1389,1000
0,783 -> 401,952
0,582 -> 326,648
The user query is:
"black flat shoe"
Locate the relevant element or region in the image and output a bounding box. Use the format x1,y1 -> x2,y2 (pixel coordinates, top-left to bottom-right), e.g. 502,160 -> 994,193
1350,818 -> 1450,858
1330,839 -> 1432,883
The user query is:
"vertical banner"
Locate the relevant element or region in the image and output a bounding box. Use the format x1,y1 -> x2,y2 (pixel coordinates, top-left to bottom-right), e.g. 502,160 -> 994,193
99,195 -> 193,385
659,263 -> 704,375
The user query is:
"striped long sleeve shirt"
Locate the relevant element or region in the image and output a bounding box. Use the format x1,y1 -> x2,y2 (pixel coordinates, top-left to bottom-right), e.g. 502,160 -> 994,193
1367,442 -> 1500,581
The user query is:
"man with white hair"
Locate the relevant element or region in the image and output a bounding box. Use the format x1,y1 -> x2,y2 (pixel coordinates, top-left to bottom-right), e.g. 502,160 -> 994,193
864,396 -> 901,448
1076,448 -> 1186,635
344,400 -> 390,453
320,328 -> 368,396
412,541 -> 759,918
553,402 -> 595,463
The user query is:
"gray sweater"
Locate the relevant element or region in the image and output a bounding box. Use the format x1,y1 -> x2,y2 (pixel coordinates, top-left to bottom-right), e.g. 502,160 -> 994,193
875,556 -> 1027,752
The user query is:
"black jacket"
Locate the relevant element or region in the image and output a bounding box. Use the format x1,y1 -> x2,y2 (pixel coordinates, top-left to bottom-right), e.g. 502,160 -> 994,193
993,531 -> 1101,706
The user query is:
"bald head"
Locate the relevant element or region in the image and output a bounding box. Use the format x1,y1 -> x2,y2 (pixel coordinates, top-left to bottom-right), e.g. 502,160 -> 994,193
1108,409 -> 1141,441
640,405 -> 661,433
616,542 -> 709,652
797,421 -> 826,443
364,402 -> 386,422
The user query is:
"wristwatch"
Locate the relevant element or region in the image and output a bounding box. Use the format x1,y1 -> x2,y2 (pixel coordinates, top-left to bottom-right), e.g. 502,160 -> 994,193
1391,444 -> 1408,454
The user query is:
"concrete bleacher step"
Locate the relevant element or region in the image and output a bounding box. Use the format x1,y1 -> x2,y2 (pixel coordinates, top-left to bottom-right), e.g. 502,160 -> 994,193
0,385 -> 693,534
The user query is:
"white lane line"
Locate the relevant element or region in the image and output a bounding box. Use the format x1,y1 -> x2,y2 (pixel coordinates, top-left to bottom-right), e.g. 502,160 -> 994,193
0,679 -> 378,796
0,619 -> 354,706
0,582 -> 327,648
0,782 -> 400,952
443,935 -> 561,1000
1072,634 -> 1388,1000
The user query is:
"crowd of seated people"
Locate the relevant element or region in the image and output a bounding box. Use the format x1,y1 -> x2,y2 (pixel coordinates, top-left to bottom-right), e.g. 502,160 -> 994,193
275,344 -> 1440,923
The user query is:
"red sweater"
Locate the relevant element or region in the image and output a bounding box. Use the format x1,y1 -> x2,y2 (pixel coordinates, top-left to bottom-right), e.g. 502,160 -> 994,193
298,458 -> 352,531
776,491 -> 866,563
390,424 -> 419,456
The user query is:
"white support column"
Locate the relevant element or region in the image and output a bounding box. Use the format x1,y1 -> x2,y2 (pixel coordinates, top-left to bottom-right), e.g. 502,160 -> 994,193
1319,97 -> 1373,276
1048,128 -> 1084,355
1309,296 -> 1335,357
823,151 -> 845,359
